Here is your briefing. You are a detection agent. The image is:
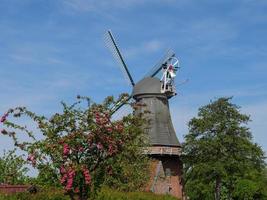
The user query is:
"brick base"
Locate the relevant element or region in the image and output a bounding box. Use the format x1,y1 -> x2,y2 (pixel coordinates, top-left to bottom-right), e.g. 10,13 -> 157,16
0,185 -> 29,193
146,156 -> 185,199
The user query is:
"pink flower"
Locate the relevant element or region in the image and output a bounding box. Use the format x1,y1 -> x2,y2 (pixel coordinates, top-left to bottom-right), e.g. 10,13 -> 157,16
107,127 -> 112,133
1,129 -> 8,135
95,112 -> 100,118
0,113 -> 8,123
78,146 -> 84,152
63,144 -> 70,156
74,187 -> 79,193
60,166 -> 66,174
64,168 -> 76,191
27,154 -> 34,161
66,178 -> 73,190
27,154 -> 36,166
58,140 -> 64,145
60,174 -> 67,184
96,118 -> 101,124
108,144 -> 115,155
82,168 -> 91,185
96,143 -> 103,150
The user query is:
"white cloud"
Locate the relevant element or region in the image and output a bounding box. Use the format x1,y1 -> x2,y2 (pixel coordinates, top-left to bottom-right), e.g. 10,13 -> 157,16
124,39 -> 164,59
61,0 -> 146,14
62,0 -> 169,12
242,101 -> 267,152
144,40 -> 163,52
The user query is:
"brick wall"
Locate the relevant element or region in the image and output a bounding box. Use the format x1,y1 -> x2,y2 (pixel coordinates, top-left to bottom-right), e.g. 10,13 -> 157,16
0,185 -> 29,194
146,156 -> 185,199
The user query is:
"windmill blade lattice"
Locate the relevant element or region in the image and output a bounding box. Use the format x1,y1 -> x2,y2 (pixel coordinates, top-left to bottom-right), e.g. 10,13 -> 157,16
145,49 -> 175,78
104,30 -> 135,87
102,30 -> 184,198
110,95 -> 132,115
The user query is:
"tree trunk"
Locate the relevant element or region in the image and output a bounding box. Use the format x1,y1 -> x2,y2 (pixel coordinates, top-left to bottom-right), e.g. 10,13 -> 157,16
215,176 -> 221,200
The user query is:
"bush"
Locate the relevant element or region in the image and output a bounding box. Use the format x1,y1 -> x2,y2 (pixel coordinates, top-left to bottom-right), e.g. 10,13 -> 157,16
97,188 -> 178,200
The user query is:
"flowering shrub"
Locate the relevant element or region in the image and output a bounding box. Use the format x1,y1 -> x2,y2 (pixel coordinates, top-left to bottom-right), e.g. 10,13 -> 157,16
0,94 -> 148,200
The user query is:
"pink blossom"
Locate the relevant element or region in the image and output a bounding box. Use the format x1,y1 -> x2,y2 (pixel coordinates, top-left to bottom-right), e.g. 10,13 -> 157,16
64,168 -> 76,191
96,118 -> 101,124
60,166 -> 66,174
58,140 -> 64,145
95,112 -> 100,118
96,143 -> 103,150
107,127 -> 112,133
78,146 -> 84,152
63,144 -> 70,156
108,144 -> 115,155
27,154 -> 36,166
27,154 -> 34,161
60,174 -> 67,184
1,129 -> 8,135
0,113 -> 8,123
82,168 -> 91,185
115,124 -> 124,132
66,178 -> 73,190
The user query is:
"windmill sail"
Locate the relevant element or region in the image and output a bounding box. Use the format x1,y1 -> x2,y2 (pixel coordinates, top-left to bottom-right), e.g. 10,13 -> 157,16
103,30 -> 184,199
104,30 -> 135,87
110,95 -> 132,115
145,49 -> 175,78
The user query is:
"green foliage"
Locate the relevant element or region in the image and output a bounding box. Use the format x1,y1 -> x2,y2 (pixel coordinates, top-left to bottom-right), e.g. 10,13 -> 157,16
97,188 -> 178,200
103,151 -> 149,192
33,163 -> 61,187
233,179 -> 259,200
233,168 -> 267,200
0,150 -> 29,184
103,115 -> 150,191
182,97 -> 267,200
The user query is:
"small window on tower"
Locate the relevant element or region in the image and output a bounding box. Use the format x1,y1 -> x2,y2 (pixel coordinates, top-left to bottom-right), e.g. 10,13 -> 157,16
165,168 -> 171,177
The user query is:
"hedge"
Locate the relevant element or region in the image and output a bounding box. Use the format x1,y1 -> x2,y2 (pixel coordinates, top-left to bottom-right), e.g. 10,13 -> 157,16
0,188 -> 178,200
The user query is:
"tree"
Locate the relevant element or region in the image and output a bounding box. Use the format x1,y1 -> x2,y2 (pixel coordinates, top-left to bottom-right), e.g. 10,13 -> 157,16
0,94 -> 149,200
0,150 -> 29,184
182,97 -> 266,200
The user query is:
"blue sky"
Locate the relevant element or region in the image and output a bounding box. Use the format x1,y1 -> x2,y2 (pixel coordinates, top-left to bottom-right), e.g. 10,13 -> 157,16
0,0 -> 267,155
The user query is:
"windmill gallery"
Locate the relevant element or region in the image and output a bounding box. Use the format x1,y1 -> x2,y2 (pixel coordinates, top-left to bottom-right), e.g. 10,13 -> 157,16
104,30 -> 184,199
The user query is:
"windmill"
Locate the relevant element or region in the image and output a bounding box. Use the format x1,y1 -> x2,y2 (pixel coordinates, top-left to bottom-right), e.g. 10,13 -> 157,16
104,30 -> 184,199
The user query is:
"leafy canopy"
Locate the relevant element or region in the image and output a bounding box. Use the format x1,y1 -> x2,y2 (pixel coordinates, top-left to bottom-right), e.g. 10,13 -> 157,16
182,97 -> 266,200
